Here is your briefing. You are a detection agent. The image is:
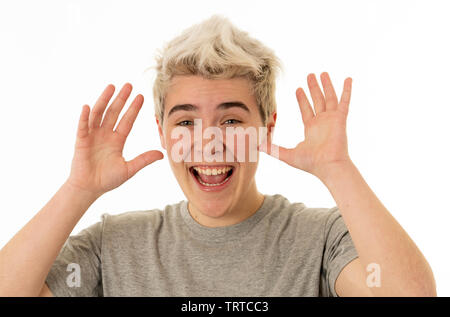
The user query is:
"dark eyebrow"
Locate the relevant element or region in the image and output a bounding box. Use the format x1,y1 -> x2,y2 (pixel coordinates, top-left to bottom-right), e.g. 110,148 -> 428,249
167,101 -> 250,117
167,104 -> 198,117
216,101 -> 250,113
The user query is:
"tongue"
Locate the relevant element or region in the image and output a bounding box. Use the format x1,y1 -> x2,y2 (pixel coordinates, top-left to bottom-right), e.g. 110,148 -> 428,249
197,172 -> 229,184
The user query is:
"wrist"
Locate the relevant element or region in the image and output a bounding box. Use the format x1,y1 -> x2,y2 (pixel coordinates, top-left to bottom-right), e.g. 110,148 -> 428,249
62,179 -> 102,204
314,159 -> 357,185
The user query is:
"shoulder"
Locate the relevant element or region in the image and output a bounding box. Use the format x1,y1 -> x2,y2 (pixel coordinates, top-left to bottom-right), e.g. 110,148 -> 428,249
98,200 -> 185,236
267,193 -> 338,221
265,194 -> 342,235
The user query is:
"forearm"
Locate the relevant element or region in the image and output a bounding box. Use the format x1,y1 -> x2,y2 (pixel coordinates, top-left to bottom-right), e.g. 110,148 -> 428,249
0,181 -> 100,296
318,160 -> 436,296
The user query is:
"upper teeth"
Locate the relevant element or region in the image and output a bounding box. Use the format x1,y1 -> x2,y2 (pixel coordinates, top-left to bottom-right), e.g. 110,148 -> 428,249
193,166 -> 232,176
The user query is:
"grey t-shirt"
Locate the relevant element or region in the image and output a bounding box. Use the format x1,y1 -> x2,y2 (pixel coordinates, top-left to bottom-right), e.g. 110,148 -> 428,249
45,194 -> 359,297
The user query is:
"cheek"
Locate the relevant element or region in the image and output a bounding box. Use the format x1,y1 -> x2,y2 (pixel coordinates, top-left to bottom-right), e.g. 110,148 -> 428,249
242,162 -> 259,176
165,137 -> 179,149
164,127 -> 195,163
224,130 -> 260,163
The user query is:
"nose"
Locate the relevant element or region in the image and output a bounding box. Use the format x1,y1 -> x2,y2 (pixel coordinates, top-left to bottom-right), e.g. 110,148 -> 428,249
192,119 -> 226,163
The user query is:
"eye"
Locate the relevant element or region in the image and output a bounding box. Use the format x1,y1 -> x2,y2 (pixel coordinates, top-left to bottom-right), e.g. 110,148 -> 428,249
176,120 -> 193,126
223,119 -> 242,125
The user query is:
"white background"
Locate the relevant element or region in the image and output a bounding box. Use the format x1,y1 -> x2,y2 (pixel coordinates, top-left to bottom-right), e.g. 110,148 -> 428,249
1,0 -> 449,295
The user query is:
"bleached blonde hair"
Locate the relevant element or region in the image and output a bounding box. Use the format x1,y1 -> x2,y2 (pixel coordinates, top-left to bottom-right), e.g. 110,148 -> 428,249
149,14 -> 284,125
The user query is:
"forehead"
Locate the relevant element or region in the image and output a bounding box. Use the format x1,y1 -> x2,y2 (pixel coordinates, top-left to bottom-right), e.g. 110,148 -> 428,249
165,75 -> 255,108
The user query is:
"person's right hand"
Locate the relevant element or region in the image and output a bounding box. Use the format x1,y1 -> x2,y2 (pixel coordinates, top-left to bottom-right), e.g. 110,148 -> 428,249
66,83 -> 164,197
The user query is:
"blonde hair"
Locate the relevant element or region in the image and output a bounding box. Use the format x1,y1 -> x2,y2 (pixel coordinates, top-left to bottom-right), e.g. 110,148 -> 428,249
149,14 -> 284,125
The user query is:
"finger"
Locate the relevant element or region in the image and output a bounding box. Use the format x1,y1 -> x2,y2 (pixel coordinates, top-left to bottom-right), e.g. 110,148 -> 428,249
126,150 -> 164,179
296,87 -> 315,125
115,94 -> 144,138
307,73 -> 326,115
101,83 -> 133,130
320,72 -> 339,111
258,141 -> 293,165
338,77 -> 352,115
89,84 -> 115,129
77,105 -> 90,139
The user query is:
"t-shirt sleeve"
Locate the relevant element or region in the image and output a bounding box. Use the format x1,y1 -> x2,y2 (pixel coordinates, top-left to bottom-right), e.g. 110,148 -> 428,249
45,216 -> 104,297
320,207 -> 359,297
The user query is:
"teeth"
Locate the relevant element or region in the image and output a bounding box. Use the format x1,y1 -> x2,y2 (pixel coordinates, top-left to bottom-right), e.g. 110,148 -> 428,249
193,166 -> 232,175
197,174 -> 232,186
191,166 -> 234,187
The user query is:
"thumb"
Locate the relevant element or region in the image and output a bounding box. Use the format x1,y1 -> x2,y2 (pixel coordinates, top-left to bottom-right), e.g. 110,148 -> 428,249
126,150 -> 164,179
259,142 -> 293,165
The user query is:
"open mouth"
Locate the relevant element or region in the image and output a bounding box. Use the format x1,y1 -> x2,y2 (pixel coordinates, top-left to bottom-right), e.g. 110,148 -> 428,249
189,165 -> 235,190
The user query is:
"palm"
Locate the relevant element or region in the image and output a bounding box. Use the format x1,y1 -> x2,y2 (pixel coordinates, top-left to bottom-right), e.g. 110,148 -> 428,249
262,72 -> 353,178
67,83 -> 163,196
292,110 -> 349,172
71,129 -> 128,193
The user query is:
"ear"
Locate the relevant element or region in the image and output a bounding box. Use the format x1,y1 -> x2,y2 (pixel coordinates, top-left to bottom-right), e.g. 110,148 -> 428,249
258,111 -> 277,151
156,115 -> 166,150
266,111 -> 277,141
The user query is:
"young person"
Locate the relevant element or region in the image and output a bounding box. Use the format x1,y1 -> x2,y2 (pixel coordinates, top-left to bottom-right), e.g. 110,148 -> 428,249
0,15 -> 436,297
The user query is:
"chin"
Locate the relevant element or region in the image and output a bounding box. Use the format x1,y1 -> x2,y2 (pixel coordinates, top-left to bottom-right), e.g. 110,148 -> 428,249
190,194 -> 235,219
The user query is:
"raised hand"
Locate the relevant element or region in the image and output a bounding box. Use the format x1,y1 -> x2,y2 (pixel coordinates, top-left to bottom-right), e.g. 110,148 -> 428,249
260,72 -> 353,180
66,83 -> 164,197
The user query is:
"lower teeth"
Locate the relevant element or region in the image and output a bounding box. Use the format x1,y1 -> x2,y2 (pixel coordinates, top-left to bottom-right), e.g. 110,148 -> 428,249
197,175 -> 231,187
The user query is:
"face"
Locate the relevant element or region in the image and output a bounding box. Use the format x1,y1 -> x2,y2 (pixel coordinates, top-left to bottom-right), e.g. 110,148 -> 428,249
157,75 -> 275,224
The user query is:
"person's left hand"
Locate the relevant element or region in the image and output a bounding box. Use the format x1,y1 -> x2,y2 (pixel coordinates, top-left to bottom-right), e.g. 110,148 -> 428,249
259,72 -> 353,180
